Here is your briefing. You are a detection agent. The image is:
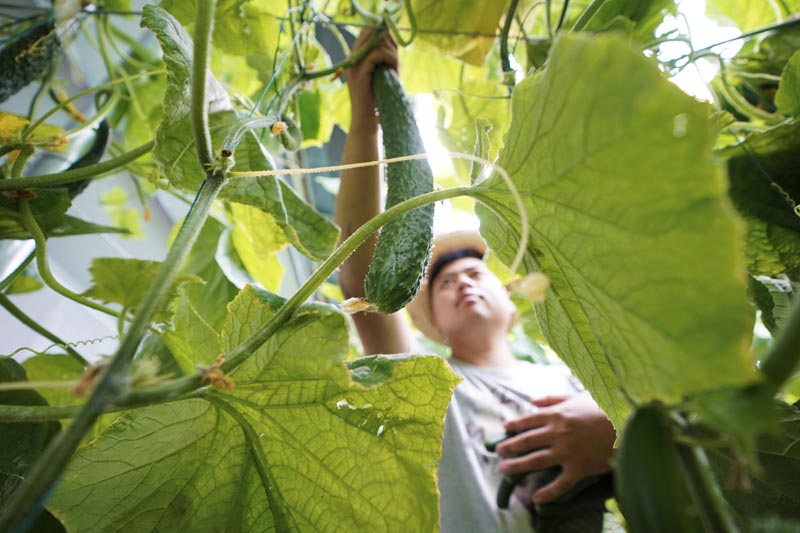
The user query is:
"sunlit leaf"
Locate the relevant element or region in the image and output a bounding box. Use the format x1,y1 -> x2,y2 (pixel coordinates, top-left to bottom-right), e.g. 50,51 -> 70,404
230,203 -> 287,293
437,79 -> 510,178
48,286 -> 459,532
409,0 -> 508,65
706,0 -> 799,31
83,258 -> 201,322
160,287 -> 222,375
399,40 -> 462,94
473,33 -> 757,428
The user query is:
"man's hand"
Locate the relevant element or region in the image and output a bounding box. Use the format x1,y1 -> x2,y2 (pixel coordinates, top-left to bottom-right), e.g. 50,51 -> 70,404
346,29 -> 398,131
495,394 -> 615,505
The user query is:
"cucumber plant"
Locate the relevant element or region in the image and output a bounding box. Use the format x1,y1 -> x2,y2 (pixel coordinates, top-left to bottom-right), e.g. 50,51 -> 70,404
1,1 -> 799,532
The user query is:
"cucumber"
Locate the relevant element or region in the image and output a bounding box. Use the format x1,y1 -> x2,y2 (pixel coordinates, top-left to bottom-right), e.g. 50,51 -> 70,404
0,19 -> 61,104
364,65 -> 434,314
615,403 -> 704,533
62,121 -> 110,198
272,115 -> 302,152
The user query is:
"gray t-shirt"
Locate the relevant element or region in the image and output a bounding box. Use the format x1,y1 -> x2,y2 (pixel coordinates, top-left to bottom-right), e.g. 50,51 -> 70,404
439,358 -> 583,533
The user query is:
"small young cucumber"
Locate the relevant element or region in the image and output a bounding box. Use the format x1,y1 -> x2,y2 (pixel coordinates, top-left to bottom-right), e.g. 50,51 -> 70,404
271,115 -> 302,152
615,403 -> 704,533
0,19 -> 61,104
364,65 -> 434,314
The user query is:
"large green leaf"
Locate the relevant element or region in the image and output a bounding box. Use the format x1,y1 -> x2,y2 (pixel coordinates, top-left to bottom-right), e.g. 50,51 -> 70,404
718,121 -> 800,275
141,5 -> 338,261
48,286 -> 459,531
473,33 -> 757,428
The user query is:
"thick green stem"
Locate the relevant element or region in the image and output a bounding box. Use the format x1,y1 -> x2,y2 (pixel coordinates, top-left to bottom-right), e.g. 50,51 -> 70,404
0,292 -> 88,366
223,185 -> 474,371
192,0 -> 216,169
19,199 -> 123,319
11,146 -> 34,178
0,141 -> 153,192
760,293 -> 800,391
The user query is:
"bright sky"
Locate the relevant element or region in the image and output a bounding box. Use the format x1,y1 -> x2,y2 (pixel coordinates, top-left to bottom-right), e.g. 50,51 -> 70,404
419,0 -> 744,234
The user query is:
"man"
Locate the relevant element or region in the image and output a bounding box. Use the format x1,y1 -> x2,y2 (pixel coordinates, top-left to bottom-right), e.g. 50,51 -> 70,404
334,30 -> 616,532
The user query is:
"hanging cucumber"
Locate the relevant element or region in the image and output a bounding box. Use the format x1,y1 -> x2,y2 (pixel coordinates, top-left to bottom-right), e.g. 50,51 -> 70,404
0,18 -> 61,104
615,403 -> 704,533
364,65 -> 434,314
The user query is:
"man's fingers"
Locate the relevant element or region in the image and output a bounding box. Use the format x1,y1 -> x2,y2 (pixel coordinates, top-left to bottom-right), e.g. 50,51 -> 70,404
531,469 -> 577,504
498,449 -> 555,476
496,427 -> 549,457
532,395 -> 569,408
504,410 -> 548,433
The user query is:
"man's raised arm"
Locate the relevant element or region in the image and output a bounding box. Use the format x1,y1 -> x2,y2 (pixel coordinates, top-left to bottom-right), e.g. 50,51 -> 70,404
334,30 -> 411,355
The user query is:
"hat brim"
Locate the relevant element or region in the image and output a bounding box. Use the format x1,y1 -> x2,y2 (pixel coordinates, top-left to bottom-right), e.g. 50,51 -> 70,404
406,231 -> 487,345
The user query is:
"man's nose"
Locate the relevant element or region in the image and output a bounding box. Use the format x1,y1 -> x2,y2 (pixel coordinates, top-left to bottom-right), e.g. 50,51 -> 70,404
456,273 -> 475,289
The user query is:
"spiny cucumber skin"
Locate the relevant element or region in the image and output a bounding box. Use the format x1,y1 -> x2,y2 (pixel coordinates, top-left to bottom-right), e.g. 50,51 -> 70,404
364,65 -> 434,314
0,20 -> 61,104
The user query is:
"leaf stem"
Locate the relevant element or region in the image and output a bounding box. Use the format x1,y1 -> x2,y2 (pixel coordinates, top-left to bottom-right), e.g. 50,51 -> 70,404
18,198 -> 125,319
500,0 -> 521,77
191,0 -> 216,169
0,141 -> 154,192
22,69 -> 163,141
0,292 -> 88,366
0,250 -> 34,292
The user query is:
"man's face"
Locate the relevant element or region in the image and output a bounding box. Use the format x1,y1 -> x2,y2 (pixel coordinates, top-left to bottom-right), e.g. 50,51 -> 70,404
429,257 -> 515,340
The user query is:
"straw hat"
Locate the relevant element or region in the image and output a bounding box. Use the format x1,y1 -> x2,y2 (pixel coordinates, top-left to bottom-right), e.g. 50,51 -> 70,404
406,231 -> 488,345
